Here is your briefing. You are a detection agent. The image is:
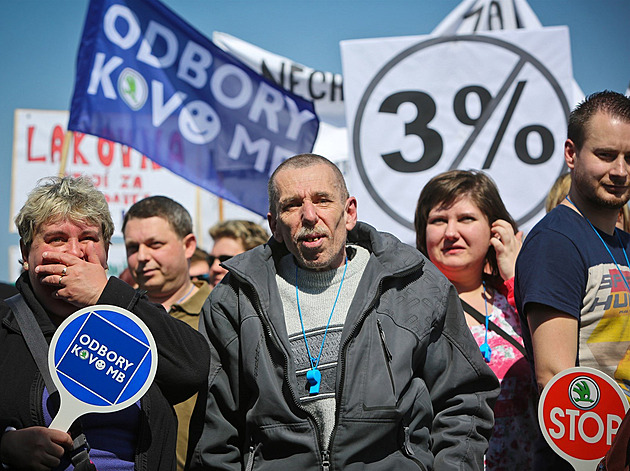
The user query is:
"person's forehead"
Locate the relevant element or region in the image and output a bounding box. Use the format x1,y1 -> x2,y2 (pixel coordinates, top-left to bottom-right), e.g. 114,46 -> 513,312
38,217 -> 101,235
275,164 -> 339,195
211,236 -> 245,255
430,195 -> 480,213
584,111 -> 625,139
125,216 -> 178,238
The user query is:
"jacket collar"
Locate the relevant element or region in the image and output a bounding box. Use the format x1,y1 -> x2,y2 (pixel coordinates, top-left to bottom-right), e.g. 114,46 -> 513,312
222,221 -> 426,308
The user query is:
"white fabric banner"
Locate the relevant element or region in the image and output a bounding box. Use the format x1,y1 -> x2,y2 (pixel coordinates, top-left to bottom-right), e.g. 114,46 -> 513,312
212,32 -> 348,170
10,109 -> 264,248
341,27 -> 573,244
432,0 -> 583,108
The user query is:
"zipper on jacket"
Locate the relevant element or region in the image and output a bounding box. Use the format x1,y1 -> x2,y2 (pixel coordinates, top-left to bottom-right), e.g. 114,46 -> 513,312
245,282 -> 329,467
321,450 -> 330,471
329,263 -> 422,455
402,425 -> 414,456
376,318 -> 396,395
245,442 -> 260,471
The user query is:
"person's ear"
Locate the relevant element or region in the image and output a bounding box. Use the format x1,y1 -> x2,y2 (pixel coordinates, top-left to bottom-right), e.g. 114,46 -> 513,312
565,139 -> 577,169
19,240 -> 29,271
183,233 -> 197,259
267,212 -> 283,242
344,197 -> 358,232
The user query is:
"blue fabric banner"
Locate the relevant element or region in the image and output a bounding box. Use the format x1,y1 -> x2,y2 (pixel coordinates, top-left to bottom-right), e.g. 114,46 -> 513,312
68,0 -> 319,215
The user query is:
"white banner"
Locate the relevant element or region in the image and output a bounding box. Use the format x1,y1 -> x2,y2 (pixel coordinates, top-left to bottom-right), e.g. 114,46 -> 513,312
10,110 -> 264,247
432,0 -> 583,107
212,32 -> 348,170
341,27 -> 573,243
432,0 -> 538,35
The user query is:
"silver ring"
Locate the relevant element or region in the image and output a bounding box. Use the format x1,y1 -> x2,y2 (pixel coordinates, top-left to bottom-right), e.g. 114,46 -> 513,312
59,275 -> 65,285
61,267 -> 67,276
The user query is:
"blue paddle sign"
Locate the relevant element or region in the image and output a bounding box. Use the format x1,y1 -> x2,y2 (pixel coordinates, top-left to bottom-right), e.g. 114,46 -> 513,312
48,305 -> 157,431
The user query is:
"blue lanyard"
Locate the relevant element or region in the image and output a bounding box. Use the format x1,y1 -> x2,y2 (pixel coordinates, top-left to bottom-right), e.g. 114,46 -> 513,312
296,257 -> 348,371
479,281 -> 492,363
565,197 -> 630,291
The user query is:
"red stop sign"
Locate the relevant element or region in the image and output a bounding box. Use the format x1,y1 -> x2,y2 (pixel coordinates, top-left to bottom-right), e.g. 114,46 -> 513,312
539,367 -> 629,464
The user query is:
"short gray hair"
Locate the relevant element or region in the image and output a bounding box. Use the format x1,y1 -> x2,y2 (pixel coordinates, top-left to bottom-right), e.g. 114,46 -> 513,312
267,154 -> 348,215
16,176 -> 114,250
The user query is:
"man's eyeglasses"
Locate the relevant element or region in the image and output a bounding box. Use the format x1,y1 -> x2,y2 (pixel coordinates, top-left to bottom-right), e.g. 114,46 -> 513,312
191,273 -> 211,282
208,254 -> 233,265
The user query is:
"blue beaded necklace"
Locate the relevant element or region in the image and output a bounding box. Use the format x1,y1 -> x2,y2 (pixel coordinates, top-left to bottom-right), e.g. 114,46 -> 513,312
296,256 -> 348,395
565,196 -> 630,291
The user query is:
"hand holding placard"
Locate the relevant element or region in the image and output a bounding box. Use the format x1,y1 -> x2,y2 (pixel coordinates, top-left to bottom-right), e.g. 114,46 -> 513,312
47,305 -> 157,432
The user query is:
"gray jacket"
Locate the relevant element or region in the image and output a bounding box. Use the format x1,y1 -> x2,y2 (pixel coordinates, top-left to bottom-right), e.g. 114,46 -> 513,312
189,222 -> 499,471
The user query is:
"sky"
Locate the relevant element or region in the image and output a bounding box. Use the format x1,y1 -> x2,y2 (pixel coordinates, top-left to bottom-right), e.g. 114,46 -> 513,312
0,0 -> 628,283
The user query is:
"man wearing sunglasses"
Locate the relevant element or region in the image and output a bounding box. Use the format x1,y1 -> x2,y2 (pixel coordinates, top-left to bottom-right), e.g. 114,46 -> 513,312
207,219 -> 269,287
122,195 -> 211,471
189,247 -> 212,283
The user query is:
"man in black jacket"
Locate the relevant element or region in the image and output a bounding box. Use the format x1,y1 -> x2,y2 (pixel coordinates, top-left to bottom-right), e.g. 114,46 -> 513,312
189,154 -> 499,470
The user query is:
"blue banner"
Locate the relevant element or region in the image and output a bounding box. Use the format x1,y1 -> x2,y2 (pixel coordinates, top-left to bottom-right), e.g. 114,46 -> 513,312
68,0 -> 319,215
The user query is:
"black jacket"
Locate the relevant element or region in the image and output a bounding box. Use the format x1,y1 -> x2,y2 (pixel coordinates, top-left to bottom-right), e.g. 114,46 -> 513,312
0,274 -> 210,471
190,222 -> 499,470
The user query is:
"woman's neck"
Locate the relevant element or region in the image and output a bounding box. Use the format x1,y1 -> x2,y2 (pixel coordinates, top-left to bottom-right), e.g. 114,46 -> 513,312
450,270 -> 484,297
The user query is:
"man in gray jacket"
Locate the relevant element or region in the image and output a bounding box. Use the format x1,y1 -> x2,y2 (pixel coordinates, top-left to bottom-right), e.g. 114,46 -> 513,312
189,154 -> 499,470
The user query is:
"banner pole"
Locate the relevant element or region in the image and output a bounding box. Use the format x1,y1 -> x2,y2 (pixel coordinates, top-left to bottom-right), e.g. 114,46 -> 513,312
218,197 -> 224,222
58,130 -> 73,177
195,187 -> 203,247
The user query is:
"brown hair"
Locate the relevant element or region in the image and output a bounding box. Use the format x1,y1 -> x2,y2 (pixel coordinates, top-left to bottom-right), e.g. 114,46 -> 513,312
122,196 -> 193,239
414,170 -> 517,283
209,220 -> 268,251
545,173 -> 571,213
568,90 -> 630,150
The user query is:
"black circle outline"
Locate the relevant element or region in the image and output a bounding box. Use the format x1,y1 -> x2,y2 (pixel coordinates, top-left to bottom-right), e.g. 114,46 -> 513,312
353,34 -> 570,229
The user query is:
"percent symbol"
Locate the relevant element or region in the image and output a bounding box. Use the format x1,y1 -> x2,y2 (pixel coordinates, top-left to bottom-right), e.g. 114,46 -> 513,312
378,78 -> 556,173
449,78 -> 555,170
352,33 -> 571,229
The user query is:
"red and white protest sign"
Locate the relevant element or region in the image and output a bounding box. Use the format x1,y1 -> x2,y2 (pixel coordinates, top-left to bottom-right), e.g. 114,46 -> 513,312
539,367 -> 629,470
10,109 -> 263,239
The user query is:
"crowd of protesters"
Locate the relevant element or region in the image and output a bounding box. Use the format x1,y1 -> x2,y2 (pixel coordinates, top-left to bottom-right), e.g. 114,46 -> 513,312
0,90 -> 629,470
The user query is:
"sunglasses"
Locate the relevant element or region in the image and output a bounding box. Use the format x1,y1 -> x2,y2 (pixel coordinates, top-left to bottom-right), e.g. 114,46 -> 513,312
208,254 -> 233,265
191,273 -> 211,282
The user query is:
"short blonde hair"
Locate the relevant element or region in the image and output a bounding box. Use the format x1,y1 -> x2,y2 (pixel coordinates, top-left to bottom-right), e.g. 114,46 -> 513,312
209,220 -> 268,251
16,176 -> 114,250
545,173 -> 571,213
